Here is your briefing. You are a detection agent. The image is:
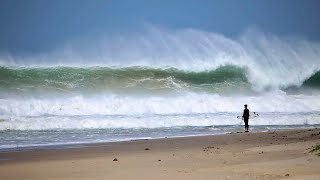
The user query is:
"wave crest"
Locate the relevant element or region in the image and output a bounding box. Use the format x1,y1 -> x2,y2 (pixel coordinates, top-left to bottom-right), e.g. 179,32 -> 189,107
1,26 -> 320,91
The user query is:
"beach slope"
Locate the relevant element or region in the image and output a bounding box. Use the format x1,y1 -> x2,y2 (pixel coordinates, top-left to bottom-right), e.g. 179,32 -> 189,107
0,128 -> 320,180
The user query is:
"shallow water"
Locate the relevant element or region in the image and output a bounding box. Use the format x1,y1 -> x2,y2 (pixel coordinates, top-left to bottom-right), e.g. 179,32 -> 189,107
1,112 -> 319,151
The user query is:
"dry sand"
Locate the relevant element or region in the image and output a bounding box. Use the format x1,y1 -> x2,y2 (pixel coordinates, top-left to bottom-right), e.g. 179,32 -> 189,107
0,128 -> 319,180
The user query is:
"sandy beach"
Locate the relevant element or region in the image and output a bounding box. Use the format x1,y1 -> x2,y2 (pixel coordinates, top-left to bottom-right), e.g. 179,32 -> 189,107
0,128 -> 319,180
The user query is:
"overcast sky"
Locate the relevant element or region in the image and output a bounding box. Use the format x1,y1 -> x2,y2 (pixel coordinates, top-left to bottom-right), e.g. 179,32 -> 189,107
0,0 -> 320,53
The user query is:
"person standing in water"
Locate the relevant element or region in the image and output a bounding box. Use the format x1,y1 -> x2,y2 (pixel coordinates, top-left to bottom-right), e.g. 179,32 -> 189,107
242,104 -> 250,132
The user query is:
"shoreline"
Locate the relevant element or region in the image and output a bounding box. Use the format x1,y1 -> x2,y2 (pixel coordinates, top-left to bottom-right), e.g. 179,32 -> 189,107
1,128 -> 320,179
1,125 -> 320,153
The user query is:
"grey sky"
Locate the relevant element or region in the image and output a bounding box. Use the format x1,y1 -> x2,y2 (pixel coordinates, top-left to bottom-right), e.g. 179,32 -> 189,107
0,0 -> 320,53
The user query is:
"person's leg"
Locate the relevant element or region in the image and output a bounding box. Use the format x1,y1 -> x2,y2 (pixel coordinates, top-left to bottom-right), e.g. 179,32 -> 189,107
244,119 -> 249,132
244,120 -> 247,131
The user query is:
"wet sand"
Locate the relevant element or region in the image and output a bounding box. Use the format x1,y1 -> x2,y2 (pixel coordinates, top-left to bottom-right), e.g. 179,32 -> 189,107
0,128 -> 320,180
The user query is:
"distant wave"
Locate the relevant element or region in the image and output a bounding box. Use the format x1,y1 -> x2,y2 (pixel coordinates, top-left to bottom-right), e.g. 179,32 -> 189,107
0,65 -> 250,96
0,26 -> 319,130
0,65 -> 319,97
1,26 -> 320,91
1,26 -> 320,140
1,65 -> 319,121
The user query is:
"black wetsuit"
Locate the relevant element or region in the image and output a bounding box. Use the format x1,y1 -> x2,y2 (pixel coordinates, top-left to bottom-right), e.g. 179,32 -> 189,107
243,108 -> 250,131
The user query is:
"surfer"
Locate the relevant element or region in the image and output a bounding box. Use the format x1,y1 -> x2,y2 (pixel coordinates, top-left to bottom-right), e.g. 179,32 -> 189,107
242,104 -> 250,132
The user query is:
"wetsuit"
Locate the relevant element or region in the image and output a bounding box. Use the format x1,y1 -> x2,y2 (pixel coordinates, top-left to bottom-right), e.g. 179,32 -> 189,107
243,108 -> 250,131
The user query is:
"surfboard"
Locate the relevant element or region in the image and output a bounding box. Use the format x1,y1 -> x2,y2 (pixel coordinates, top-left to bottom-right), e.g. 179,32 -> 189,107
236,112 -> 260,119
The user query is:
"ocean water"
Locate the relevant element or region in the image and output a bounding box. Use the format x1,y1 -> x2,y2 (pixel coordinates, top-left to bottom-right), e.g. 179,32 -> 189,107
0,27 -> 320,151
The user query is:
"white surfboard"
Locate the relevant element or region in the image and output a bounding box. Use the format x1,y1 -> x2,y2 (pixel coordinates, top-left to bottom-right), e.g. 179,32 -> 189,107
237,112 -> 260,120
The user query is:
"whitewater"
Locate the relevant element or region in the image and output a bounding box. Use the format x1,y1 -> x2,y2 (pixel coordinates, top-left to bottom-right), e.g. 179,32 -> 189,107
0,27 -> 319,150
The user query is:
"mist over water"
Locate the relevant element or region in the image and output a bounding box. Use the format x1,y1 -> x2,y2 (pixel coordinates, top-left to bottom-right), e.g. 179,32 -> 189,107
1,26 -> 320,91
0,26 -> 319,149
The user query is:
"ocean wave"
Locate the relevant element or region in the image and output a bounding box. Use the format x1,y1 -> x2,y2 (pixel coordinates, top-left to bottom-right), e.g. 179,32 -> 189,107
0,92 -> 319,117
0,65 -> 250,96
303,71 -> 320,88
1,112 -> 319,130
1,27 -> 320,91
0,65 -> 319,97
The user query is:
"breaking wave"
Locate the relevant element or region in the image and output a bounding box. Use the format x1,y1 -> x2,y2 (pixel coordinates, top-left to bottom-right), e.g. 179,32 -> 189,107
0,26 -> 320,130
1,26 -> 320,91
